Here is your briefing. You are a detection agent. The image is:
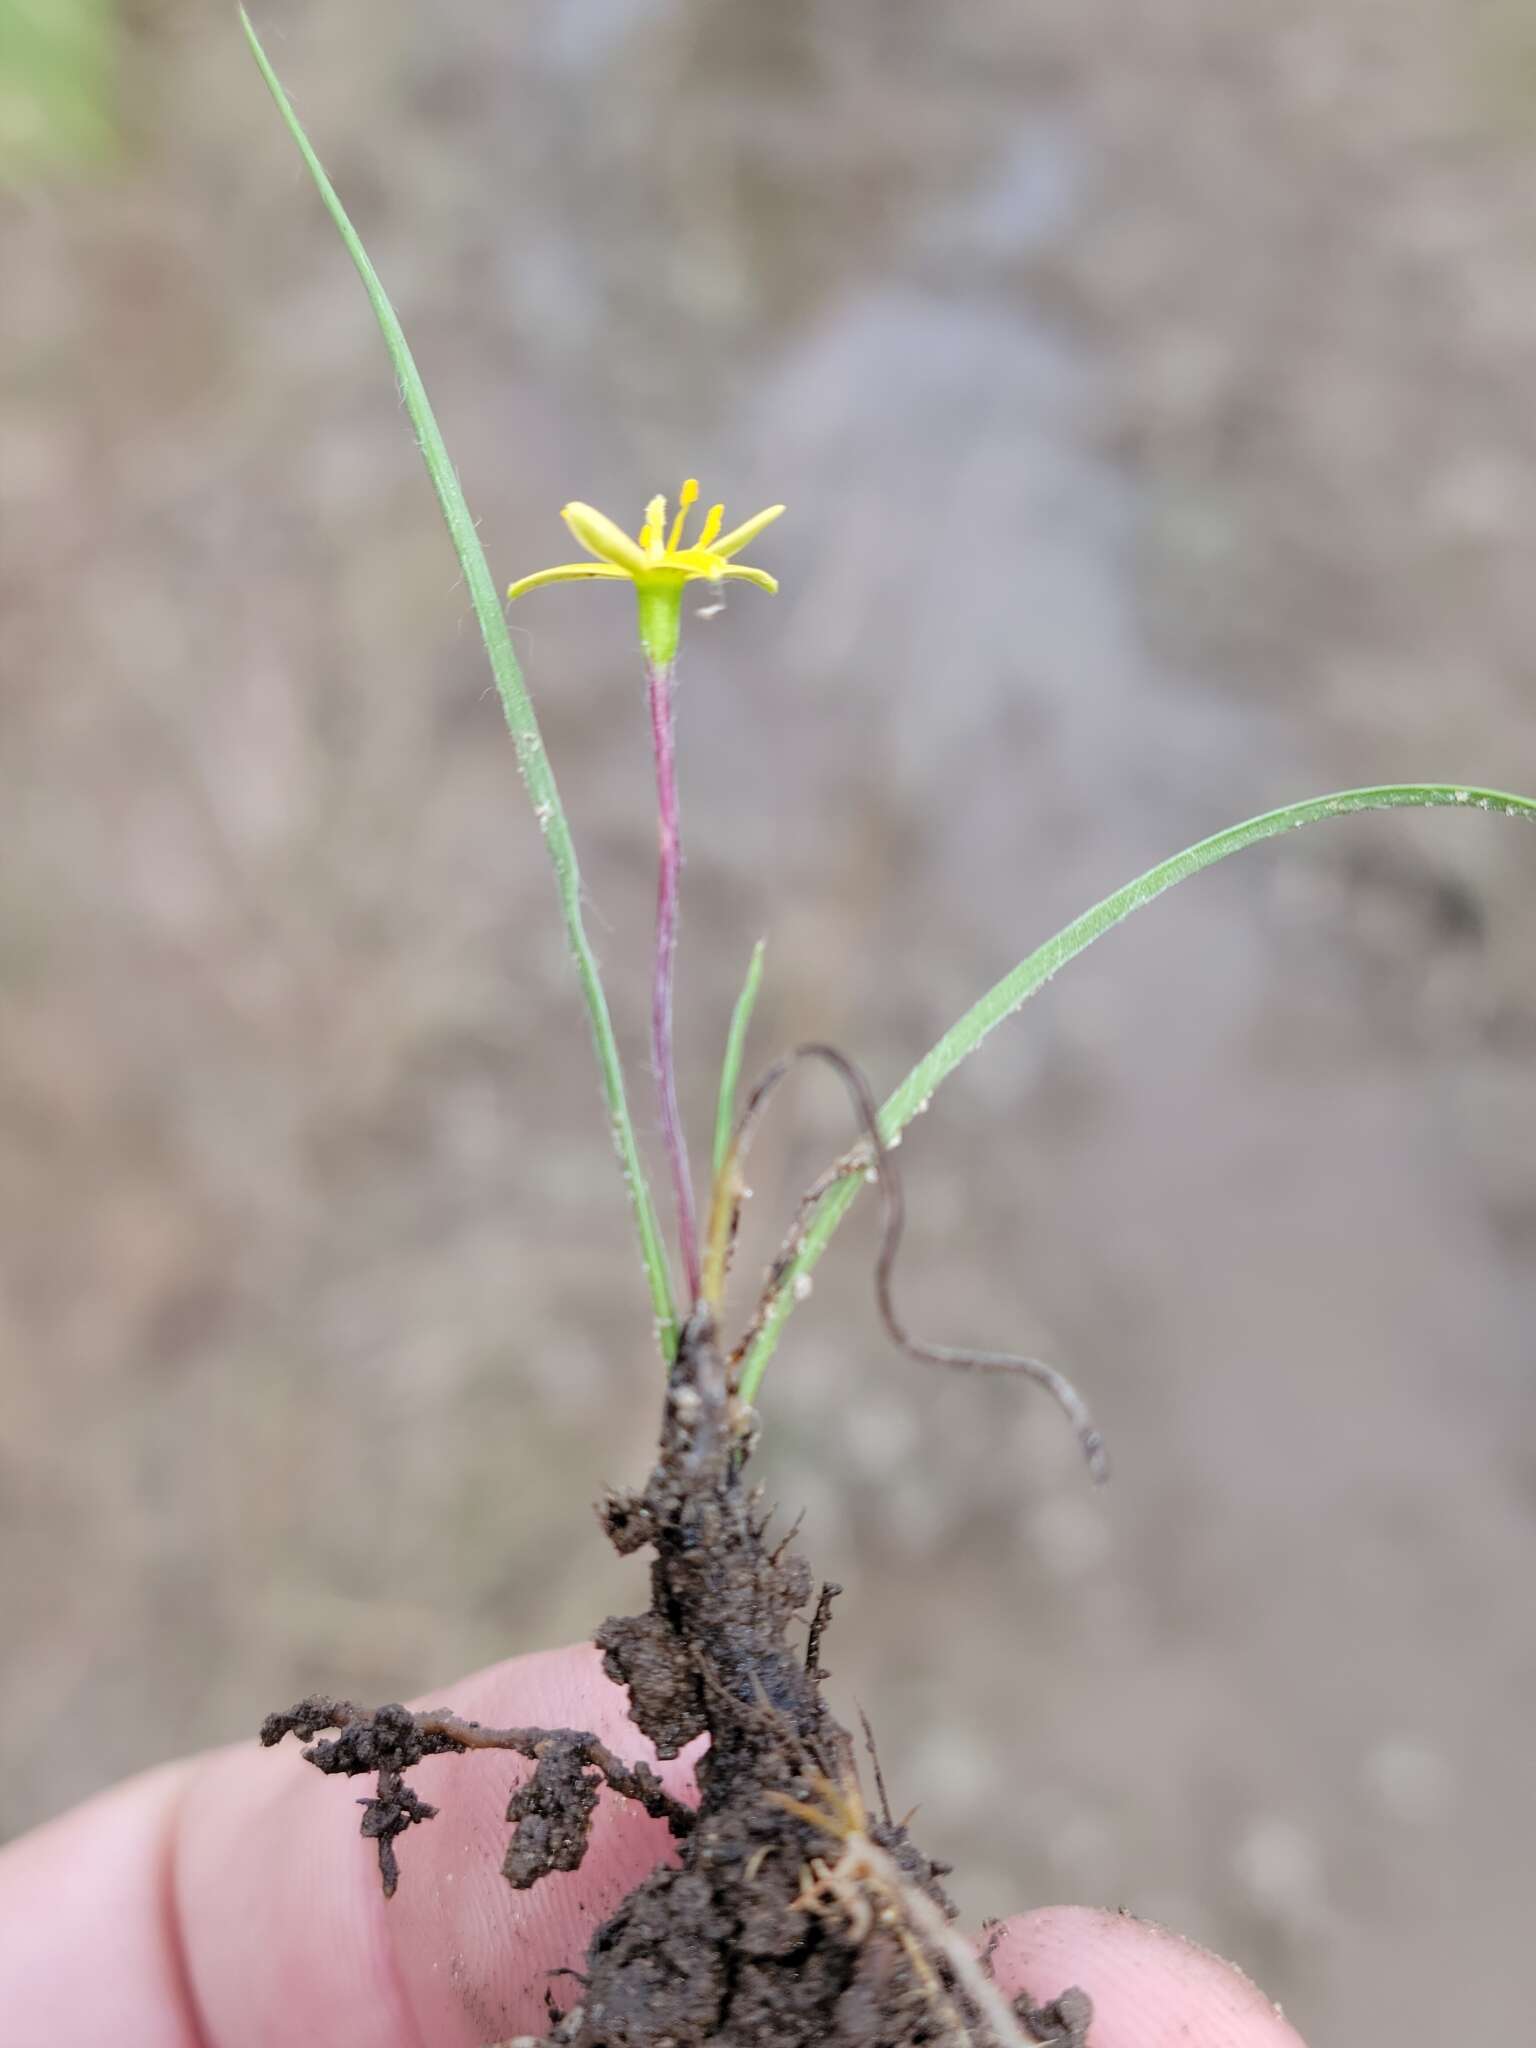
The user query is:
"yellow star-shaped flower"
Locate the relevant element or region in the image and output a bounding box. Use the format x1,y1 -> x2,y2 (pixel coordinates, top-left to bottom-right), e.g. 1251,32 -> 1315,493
507,480 -> 783,604
507,481 -> 784,664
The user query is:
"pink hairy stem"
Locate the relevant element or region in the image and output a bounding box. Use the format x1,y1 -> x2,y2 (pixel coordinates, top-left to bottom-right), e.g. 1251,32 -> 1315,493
645,653 -> 700,1305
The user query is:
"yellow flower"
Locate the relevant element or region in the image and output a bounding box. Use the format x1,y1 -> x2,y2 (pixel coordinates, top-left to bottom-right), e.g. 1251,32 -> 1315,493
508,480 -> 784,668
507,480 -> 784,604
512,479 -> 786,598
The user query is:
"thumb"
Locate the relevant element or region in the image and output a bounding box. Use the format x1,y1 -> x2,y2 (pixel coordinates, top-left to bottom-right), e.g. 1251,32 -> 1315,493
988,1908 -> 1310,2048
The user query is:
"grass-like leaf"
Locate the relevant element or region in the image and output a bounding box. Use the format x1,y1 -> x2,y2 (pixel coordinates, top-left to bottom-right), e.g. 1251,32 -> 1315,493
240,8 -> 679,1358
713,938 -> 766,1183
737,782 -> 1536,1402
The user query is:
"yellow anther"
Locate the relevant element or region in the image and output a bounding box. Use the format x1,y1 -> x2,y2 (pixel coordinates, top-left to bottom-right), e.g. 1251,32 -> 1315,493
668,478 -> 701,553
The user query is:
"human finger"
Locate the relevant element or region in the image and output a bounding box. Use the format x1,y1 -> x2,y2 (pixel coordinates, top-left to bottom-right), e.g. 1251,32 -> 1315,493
0,1643 -> 691,2047
987,1905 -> 1309,2048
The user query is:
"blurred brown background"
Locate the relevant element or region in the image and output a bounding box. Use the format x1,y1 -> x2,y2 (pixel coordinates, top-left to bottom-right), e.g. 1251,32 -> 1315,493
5,3 -> 1536,2042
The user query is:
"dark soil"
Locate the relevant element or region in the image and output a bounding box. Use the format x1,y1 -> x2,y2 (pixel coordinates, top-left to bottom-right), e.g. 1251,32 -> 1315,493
263,1311 -> 1092,2048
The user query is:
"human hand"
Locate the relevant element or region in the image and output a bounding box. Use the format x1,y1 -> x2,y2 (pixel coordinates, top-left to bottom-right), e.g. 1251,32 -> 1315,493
0,1643 -> 1307,2046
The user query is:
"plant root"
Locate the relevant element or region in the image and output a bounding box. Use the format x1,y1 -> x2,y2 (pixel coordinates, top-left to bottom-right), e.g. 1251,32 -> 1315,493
264,1312 -> 1091,2046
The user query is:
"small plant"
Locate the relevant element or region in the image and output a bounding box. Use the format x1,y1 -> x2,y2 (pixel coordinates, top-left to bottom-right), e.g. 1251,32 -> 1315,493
243,13 -> 1536,2048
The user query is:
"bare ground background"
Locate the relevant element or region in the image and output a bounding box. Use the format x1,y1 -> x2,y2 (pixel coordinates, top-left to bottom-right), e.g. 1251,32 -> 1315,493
4,4 -> 1536,2043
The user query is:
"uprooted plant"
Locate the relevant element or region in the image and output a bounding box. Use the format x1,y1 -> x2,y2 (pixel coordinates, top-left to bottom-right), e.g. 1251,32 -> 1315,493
244,13 -> 1536,2047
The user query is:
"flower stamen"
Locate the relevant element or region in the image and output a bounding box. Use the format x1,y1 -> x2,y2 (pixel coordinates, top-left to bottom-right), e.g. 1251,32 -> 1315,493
643,494 -> 667,561
696,502 -> 724,550
667,477 -> 700,554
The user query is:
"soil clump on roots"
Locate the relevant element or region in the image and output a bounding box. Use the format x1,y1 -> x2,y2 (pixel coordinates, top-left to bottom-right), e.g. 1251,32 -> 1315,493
262,1312 -> 1092,2048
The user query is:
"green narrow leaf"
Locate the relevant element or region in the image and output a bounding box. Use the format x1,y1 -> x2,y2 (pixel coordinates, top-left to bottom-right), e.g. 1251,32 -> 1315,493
713,938 -> 766,1182
239,7 -> 679,1358
737,782 -> 1536,1402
